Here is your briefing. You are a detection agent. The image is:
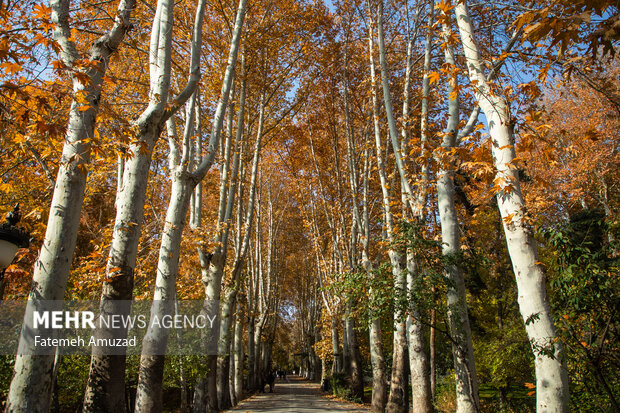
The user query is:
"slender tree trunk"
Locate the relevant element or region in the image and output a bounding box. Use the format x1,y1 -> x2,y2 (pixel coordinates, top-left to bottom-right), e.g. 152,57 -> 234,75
331,321 -> 340,375
134,90 -> 203,413
233,314 -> 244,402
216,75 -> 258,411
176,307 -> 189,413
133,175 -> 193,413
346,305 -> 364,399
365,18 -> 391,412
407,253 -> 433,413
83,0 -> 181,407
405,5 -> 434,411
214,89 -> 239,413
372,4 -> 410,411
367,317 -> 387,411
254,328 -> 262,384
6,1 -> 135,411
361,133 -> 387,411
436,10 -> 480,413
386,250 -> 409,413
247,317 -> 256,389
430,287 -> 437,399
341,317 -> 350,374
229,320 -> 237,406
341,43 -> 365,398
454,2 -> 569,411
216,326 -> 232,409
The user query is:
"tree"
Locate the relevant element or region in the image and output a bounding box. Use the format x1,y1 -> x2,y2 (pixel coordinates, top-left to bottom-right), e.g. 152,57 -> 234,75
81,0 -> 220,408
5,0 -> 135,410
454,0 -> 569,410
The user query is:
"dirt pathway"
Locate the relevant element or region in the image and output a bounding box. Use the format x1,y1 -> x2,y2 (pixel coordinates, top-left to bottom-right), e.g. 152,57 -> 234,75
225,375 -> 370,412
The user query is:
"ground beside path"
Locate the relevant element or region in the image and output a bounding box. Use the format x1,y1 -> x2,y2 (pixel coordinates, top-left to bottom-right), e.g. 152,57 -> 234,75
225,375 -> 370,413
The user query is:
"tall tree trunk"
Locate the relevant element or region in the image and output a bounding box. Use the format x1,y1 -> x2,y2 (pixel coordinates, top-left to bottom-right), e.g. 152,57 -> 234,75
233,313 -> 244,402
341,41 -> 365,398
216,74 -> 258,411
331,320 -> 340,375
133,173 -> 192,413
83,0 -> 183,408
430,287 -> 437,399
214,73 -> 261,411
6,1 -> 135,411
373,3 -> 411,412
214,83 -> 239,413
362,131 -> 387,412
229,320 -> 237,406
368,317 -> 387,411
247,317 -> 256,388
92,0 -> 244,410
436,9 -> 480,413
346,305 -> 364,399
405,4 -> 434,412
341,317 -> 350,374
386,250 -> 409,413
454,2 -> 569,411
365,19 -> 390,412
407,253 -> 433,413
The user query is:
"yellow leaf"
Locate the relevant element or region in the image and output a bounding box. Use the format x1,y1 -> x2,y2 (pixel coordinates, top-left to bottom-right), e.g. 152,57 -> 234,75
503,213 -> 515,224
428,71 -> 440,85
13,133 -> 26,144
1,62 -> 22,75
32,4 -> 52,19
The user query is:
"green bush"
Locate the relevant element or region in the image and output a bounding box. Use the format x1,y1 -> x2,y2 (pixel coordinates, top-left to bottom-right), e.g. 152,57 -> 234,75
329,372 -> 352,400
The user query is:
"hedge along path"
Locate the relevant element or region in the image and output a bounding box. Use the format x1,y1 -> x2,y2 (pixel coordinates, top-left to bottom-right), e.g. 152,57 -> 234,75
225,375 -> 370,413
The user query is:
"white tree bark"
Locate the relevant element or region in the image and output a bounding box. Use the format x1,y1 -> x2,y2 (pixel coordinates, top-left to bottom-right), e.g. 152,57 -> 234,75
405,5 -> 434,411
133,105 -> 197,413
454,1 -> 569,411
364,15 -> 391,412
233,313 -> 244,402
216,67 -> 247,411
132,2 -> 246,411
406,254 -> 433,412
6,0 -> 135,411
374,4 -> 413,412
376,1 -> 416,212
83,0 -> 178,407
85,0 -> 245,411
435,11 -> 479,412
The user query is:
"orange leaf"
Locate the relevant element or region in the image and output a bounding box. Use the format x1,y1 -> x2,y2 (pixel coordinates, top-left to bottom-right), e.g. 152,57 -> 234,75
502,213 -> 515,224
428,71 -> 440,85
33,4 -> 52,19
1,62 -> 22,75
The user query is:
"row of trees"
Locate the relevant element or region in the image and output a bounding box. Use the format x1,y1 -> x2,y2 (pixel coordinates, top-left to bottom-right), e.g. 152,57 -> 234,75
282,0 -> 618,412
0,0 -> 618,412
1,0 -> 328,411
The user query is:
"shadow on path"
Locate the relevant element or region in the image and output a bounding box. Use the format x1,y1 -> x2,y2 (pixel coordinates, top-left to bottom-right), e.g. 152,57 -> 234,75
225,375 -> 369,413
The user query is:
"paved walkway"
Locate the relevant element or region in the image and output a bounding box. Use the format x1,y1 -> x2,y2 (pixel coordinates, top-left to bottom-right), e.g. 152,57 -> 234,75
225,375 -> 369,412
